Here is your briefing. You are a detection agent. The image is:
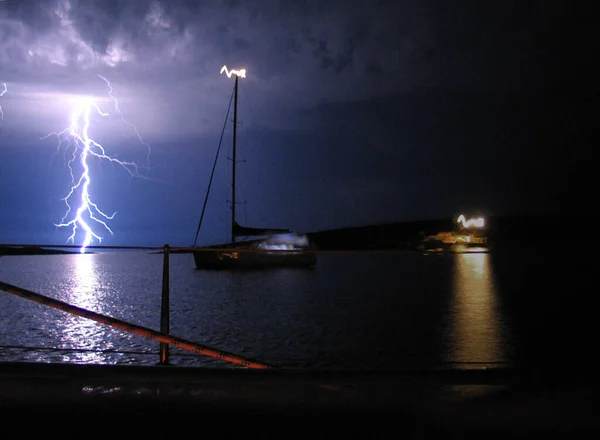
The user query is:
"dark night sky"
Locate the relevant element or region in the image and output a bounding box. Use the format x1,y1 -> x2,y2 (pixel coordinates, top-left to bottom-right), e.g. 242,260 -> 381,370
0,0 -> 596,247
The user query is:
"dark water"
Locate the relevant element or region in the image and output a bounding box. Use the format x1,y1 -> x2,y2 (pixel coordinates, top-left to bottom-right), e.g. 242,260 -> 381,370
0,246 -> 590,373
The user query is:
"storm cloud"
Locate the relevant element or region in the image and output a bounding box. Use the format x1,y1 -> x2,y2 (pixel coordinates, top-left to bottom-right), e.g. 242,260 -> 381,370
0,0 -> 595,246
2,0 -> 585,139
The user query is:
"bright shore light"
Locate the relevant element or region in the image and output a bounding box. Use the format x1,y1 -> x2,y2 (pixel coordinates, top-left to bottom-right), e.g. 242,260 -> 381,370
457,214 -> 485,228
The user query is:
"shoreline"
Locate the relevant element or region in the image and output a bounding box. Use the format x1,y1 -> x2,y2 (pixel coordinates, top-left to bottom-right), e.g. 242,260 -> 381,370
1,214 -> 584,255
0,246 -> 90,256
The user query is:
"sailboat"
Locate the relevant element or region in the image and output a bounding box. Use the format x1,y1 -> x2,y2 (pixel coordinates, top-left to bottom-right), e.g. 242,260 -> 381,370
191,66 -> 317,269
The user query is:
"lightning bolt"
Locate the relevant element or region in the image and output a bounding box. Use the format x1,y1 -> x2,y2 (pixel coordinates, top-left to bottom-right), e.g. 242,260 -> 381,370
42,75 -> 149,253
98,75 -> 151,166
0,82 -> 7,120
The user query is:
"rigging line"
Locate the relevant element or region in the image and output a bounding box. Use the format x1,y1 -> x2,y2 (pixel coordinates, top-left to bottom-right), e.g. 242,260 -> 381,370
193,85 -> 235,247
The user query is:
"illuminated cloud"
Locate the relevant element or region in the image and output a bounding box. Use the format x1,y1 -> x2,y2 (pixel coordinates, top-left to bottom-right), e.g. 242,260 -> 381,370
1,0 -> 572,142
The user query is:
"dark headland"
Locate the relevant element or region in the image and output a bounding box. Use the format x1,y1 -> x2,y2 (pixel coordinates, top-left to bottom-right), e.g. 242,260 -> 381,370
305,214 -> 584,251
188,214 -> 585,251
0,246 -> 86,256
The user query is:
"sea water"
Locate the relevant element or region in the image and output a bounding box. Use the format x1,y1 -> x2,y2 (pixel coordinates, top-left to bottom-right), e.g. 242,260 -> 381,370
1,245 -> 584,371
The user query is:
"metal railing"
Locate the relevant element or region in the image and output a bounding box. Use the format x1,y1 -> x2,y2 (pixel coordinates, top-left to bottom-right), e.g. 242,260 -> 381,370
1,242 -> 426,370
0,243 -> 274,369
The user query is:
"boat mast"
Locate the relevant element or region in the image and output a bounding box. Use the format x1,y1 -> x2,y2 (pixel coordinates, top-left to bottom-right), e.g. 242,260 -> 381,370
219,65 -> 246,244
231,74 -> 238,244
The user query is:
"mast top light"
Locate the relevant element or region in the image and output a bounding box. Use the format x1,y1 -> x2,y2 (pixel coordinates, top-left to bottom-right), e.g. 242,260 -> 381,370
220,65 -> 246,78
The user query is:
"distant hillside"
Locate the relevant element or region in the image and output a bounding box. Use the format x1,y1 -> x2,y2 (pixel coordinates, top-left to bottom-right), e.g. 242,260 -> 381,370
0,246 -> 83,256
305,215 -> 584,250
305,218 -> 451,250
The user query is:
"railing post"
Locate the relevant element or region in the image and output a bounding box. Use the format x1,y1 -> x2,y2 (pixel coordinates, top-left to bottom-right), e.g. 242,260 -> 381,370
159,244 -> 170,365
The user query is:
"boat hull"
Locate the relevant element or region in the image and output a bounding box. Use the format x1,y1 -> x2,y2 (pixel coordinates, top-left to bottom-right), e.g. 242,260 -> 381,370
193,248 -> 317,269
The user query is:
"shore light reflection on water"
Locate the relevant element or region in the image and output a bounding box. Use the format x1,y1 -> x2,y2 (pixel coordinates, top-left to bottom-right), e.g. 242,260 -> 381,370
449,252 -> 507,365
